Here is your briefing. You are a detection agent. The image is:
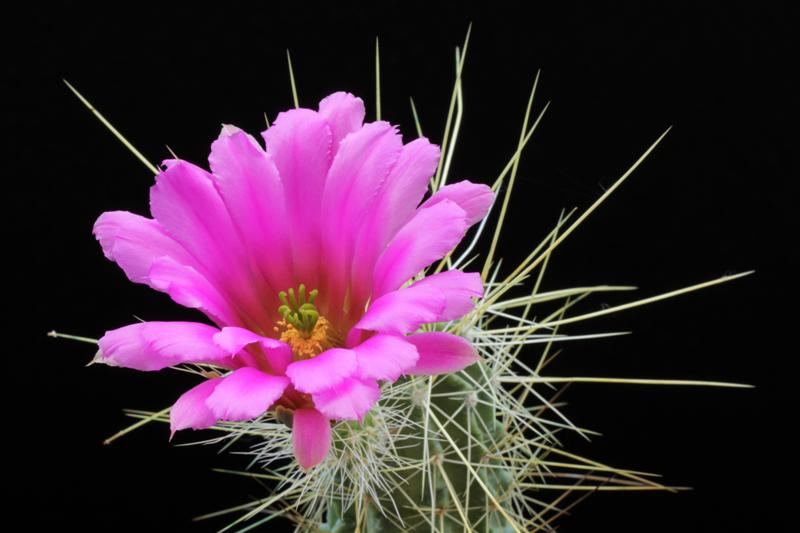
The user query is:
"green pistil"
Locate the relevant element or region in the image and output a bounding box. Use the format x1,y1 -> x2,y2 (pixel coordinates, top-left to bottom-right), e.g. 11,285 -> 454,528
278,284 -> 320,335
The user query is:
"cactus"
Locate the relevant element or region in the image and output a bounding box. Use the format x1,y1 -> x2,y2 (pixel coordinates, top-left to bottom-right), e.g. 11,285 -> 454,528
55,27 -> 751,533
319,366 -> 515,533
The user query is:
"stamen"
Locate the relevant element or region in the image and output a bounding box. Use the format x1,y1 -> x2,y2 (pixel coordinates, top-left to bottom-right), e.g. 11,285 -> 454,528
275,285 -> 342,360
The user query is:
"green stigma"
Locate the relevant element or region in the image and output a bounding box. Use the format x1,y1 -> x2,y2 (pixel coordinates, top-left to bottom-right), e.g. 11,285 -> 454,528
278,284 -> 320,335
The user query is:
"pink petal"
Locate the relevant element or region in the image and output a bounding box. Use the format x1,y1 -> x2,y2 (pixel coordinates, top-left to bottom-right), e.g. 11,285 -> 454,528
285,348 -> 357,394
93,211 -> 193,285
148,256 -> 238,325
320,121 -> 402,319
348,138 -> 441,314
350,138 -> 439,260
421,181 -> 494,225
210,325 -> 262,353
149,160 -> 240,265
312,377 -> 381,421
170,377 -> 222,434
352,271 -> 481,338
209,127 -> 294,303
408,270 -> 484,321
262,109 -> 333,289
353,334 -> 419,382
292,408 -> 331,469
405,332 -> 480,375
205,368 -> 289,421
94,212 -> 237,324
318,92 -> 366,153
367,138 -> 442,242
212,327 -> 293,375
353,283 -> 445,335
371,199 -> 469,298
97,322 -> 232,371
150,160 -> 273,332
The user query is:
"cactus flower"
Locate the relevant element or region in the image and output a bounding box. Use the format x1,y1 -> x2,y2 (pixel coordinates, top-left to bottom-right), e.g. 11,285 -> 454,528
92,91 -> 494,469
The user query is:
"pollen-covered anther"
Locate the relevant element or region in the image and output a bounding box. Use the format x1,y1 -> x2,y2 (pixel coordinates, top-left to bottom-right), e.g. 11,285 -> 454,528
279,316 -> 341,360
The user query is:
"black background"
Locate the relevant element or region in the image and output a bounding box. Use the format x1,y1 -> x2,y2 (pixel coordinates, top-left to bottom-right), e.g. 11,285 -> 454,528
10,1 -> 795,531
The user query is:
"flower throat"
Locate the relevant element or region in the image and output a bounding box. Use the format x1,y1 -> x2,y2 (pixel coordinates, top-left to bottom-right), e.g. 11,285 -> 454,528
275,284 -> 341,360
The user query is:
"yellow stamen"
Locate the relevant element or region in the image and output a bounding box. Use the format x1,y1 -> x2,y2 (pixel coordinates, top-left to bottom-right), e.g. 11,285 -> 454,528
276,316 -> 341,360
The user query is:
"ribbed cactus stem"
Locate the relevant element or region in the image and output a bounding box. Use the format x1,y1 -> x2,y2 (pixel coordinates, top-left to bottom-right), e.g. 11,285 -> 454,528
320,362 -> 515,532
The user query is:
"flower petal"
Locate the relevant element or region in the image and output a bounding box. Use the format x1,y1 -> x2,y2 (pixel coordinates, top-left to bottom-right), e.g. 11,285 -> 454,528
366,138 -> 442,243
320,121 -> 402,320
211,325 -> 264,353
405,332 -> 480,375
421,180 -> 494,225
150,160 -> 273,331
262,109 -> 333,289
209,127 -> 294,302
97,322 -> 232,371
371,199 -> 469,298
292,408 -> 331,469
170,377 -> 222,434
93,211 -> 193,285
149,160 -> 243,269
318,91 -> 366,154
351,271 -> 481,338
353,283 -> 445,335
312,377 -> 380,421
213,327 -> 293,375
408,270 -> 484,321
148,256 -> 237,325
348,138 -> 441,314
353,334 -> 419,382
94,212 -> 238,324
285,348 -> 357,394
205,367 -> 289,421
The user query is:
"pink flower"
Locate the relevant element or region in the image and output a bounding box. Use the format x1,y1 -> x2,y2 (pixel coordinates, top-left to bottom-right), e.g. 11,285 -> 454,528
93,92 -> 494,469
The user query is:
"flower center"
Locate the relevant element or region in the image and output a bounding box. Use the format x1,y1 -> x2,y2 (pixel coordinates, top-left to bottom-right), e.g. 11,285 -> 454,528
278,284 -> 319,333
275,285 -> 341,360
